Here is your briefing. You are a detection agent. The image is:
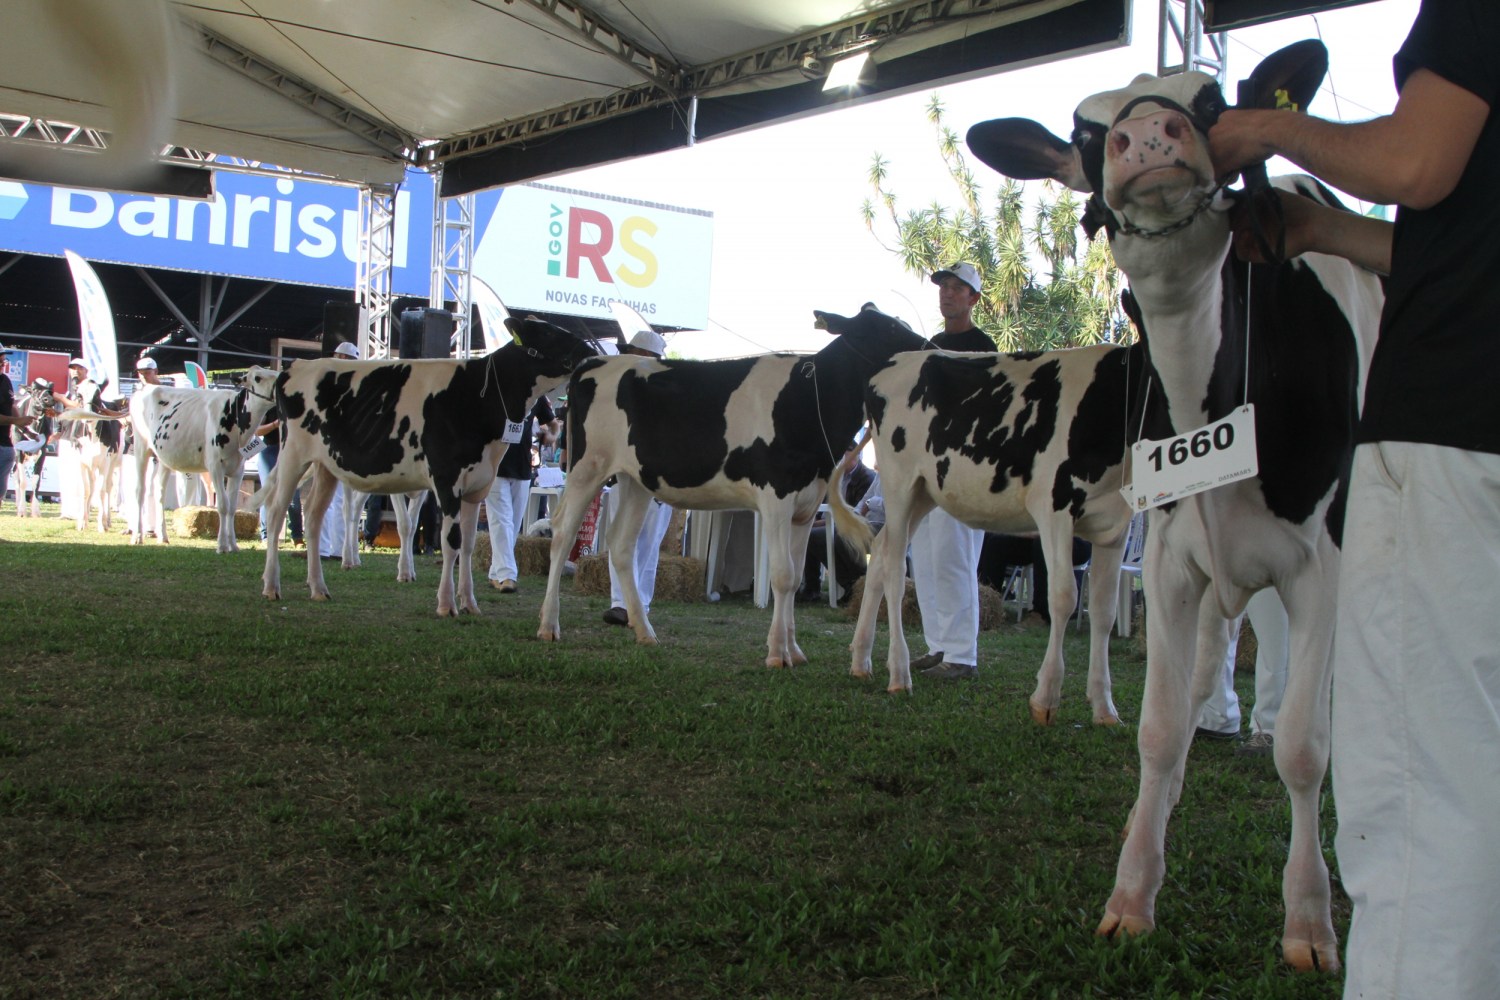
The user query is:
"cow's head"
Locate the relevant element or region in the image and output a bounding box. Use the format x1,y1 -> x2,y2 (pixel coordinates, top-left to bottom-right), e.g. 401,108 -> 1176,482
964,41 -> 1327,246
812,306 -> 931,357
501,316 -> 602,378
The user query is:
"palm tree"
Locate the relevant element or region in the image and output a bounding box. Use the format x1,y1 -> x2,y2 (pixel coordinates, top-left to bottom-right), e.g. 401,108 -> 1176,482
861,94 -> 1131,352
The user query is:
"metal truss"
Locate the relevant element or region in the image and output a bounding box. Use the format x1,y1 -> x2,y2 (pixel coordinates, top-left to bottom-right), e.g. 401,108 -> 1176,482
357,185 -> 398,359
431,188 -> 475,358
192,24 -> 415,162
0,113 -> 109,150
1158,0 -> 1226,85
422,0 -> 1038,167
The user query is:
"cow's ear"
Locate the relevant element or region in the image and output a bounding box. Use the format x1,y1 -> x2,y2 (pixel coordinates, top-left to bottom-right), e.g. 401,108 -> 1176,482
1238,39 -> 1327,113
967,118 -> 1089,192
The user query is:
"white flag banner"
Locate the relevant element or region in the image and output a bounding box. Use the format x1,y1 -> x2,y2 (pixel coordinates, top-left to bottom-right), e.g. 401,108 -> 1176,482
608,300 -> 654,346
64,249 -> 119,391
472,276 -> 512,355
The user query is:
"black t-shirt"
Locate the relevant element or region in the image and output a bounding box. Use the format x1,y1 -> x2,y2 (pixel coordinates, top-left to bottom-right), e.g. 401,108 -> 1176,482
1358,0 -> 1500,453
0,373 -> 13,447
496,396 -> 555,480
931,326 -> 995,352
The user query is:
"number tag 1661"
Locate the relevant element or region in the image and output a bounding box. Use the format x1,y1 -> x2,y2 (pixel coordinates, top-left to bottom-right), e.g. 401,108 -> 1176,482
1121,405 -> 1258,512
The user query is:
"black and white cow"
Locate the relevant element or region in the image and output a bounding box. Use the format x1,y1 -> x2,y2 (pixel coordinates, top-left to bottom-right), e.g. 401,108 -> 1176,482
11,379 -> 56,518
537,307 -> 930,668
72,380 -> 127,533
847,342 -> 1145,723
251,317 -> 598,617
124,367 -> 281,553
966,42 -> 1382,972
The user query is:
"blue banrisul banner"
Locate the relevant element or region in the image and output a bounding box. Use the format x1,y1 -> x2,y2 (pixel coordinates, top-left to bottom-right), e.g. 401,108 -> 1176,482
0,169 -> 436,296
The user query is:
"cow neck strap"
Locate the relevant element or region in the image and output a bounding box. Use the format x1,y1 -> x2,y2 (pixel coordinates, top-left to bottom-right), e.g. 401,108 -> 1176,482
1112,181 -> 1227,240
482,353 -> 513,426
799,359 -> 840,466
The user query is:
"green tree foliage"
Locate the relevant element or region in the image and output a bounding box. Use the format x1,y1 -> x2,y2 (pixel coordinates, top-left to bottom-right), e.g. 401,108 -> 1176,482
861,94 -> 1132,351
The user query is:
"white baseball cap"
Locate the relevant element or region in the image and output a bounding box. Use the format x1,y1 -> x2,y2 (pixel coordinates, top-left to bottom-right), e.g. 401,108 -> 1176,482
135,356 -> 158,370
68,357 -> 89,371
627,328 -> 666,358
333,341 -> 359,359
931,262 -> 982,295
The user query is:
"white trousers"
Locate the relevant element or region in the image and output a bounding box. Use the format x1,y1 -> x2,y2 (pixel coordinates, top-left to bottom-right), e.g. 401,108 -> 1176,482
909,507 -> 983,667
1333,442 -> 1500,1000
1196,588 -> 1289,736
485,475 -> 530,583
317,483 -> 345,559
609,499 -> 673,613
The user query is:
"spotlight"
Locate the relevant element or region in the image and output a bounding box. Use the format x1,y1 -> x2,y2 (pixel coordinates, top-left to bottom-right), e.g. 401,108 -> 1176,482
822,50 -> 874,91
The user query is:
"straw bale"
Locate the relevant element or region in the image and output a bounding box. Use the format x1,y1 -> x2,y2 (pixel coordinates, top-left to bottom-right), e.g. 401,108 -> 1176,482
571,553 -> 706,603
172,505 -> 257,541
573,554 -> 610,595
515,536 -> 551,576
842,577 -> 1006,632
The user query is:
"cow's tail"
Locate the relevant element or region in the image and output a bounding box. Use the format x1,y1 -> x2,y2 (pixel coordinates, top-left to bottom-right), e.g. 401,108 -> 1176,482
827,463 -> 874,557
239,464 -> 275,512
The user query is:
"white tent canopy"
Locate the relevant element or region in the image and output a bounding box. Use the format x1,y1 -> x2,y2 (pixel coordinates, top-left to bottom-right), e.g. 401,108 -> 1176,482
1,0 -> 1133,196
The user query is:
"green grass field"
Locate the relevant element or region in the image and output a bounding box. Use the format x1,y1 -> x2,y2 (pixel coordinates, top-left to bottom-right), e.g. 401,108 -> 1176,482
0,507 -> 1347,998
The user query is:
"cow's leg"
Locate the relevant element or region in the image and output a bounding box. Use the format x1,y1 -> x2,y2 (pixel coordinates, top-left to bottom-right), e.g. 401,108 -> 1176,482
341,488 -> 364,569
302,467 -> 336,599
130,449 -> 149,544
771,508 -> 815,667
881,492 -> 931,693
538,461 -> 609,642
604,479 -> 657,645
393,494 -> 418,582
1099,531 -> 1214,940
1269,549 -> 1340,973
1028,517 -> 1080,725
849,526 -> 887,680
260,460 -> 304,601
213,461 -> 243,553
453,498 -> 483,615
75,460 -> 94,532
1081,530 -> 1126,725
150,458 -> 171,544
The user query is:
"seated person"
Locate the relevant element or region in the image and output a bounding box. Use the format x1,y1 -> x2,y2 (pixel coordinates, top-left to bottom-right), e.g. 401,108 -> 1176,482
799,444 -> 879,604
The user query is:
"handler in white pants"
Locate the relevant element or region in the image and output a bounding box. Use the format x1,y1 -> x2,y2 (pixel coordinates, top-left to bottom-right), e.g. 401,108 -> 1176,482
1332,443 -> 1500,999
602,497 -> 672,627
908,262 -> 994,682
1194,588 -> 1288,748
909,507 -> 984,680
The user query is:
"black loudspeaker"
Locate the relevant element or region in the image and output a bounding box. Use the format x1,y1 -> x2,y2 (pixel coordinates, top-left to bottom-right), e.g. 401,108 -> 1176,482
323,300 -> 362,357
398,308 -> 454,359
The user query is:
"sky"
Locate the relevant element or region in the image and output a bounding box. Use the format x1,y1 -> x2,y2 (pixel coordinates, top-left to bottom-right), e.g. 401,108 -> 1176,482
552,0 -> 1420,359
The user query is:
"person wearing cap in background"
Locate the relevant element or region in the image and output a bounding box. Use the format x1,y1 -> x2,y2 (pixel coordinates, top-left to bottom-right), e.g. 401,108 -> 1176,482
308,340 -> 362,560
134,355 -> 162,386
0,347 -> 36,524
485,341 -> 558,594
907,263 -> 995,682
602,327 -> 673,627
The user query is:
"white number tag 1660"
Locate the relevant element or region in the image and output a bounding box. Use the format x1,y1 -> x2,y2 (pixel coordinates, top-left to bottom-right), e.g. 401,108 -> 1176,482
1121,404 -> 1258,511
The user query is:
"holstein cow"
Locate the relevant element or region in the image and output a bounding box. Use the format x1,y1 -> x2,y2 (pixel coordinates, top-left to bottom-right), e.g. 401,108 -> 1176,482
121,367 -> 281,553
251,317 -> 598,617
966,41 -> 1382,971
335,487 -> 429,581
11,379 -> 56,518
72,380 -> 127,533
846,342 -> 1145,722
538,307 -> 930,668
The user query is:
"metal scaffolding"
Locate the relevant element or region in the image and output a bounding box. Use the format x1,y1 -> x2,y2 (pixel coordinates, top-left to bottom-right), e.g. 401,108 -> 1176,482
1158,0 -> 1226,85
430,185 -> 475,357
357,184 -> 398,359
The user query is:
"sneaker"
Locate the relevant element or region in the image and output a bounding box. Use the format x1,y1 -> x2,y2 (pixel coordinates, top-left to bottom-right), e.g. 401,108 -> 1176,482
492,578 -> 518,594
1236,731 -> 1275,757
910,651 -> 944,672
601,606 -> 629,627
1193,726 -> 1241,743
922,661 -> 978,681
